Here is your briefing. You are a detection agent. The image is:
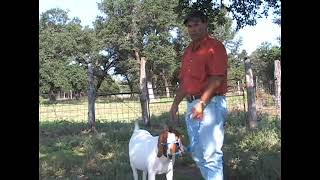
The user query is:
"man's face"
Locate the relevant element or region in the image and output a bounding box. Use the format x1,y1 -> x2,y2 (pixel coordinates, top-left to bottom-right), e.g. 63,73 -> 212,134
186,19 -> 208,41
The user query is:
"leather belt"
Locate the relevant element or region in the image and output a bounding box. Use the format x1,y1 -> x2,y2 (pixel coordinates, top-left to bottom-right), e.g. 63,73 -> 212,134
186,93 -> 224,103
186,95 -> 201,103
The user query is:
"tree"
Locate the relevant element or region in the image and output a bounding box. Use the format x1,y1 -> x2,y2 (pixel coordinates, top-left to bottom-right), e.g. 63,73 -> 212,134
250,42 -> 281,94
141,0 -> 180,97
96,0 -> 237,89
97,75 -> 121,94
96,0 -> 153,125
176,0 -> 281,30
65,64 -> 87,99
114,58 -> 140,93
95,0 -> 139,90
39,8 -> 80,100
227,38 -> 246,88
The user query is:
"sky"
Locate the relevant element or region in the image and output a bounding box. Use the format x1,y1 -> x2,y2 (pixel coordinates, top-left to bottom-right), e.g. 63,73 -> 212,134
39,0 -> 281,55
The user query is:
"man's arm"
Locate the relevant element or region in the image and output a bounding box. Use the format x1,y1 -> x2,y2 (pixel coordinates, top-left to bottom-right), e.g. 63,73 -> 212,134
170,85 -> 187,120
200,75 -> 225,105
192,75 -> 225,119
172,86 -> 187,107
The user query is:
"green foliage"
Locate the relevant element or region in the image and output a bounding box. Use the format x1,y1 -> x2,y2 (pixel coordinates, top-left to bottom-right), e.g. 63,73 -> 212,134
65,64 -> 87,93
224,112 -> 281,180
39,0 -> 254,92
250,42 -> 281,93
227,38 -> 246,87
96,0 -> 237,88
39,8 -> 88,95
97,76 -> 121,94
176,0 -> 281,30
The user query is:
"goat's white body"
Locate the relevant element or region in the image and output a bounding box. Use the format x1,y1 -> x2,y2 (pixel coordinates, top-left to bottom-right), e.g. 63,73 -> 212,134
129,123 -> 174,180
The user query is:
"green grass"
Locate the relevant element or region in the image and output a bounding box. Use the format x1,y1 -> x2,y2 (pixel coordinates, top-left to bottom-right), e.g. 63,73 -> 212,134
223,112 -> 281,180
39,110 -> 280,180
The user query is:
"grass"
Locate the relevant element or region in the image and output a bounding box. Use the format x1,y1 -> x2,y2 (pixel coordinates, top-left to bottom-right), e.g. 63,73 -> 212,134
40,120 -> 134,180
223,112 -> 281,180
39,109 -> 280,180
39,94 -> 280,179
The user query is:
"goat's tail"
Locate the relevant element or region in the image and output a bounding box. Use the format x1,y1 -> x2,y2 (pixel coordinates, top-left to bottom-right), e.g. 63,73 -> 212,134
134,120 -> 140,132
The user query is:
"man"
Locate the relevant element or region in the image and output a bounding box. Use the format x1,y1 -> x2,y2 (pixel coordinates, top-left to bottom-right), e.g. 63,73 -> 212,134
170,10 -> 228,180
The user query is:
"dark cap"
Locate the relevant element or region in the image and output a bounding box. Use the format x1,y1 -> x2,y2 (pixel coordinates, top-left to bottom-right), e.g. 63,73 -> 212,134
183,10 -> 208,25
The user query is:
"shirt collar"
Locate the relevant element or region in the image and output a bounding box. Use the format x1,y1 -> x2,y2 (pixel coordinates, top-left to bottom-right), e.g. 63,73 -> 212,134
191,33 -> 211,51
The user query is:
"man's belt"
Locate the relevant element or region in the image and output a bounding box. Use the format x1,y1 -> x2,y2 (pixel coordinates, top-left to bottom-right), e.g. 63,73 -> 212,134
186,95 -> 201,103
186,93 -> 224,103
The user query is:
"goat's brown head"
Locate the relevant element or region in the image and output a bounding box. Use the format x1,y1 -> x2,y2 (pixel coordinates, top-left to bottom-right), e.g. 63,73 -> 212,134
157,127 -> 184,159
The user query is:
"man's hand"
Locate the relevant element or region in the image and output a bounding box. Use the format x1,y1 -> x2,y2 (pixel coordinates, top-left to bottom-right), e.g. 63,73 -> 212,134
191,101 -> 205,120
170,104 -> 179,121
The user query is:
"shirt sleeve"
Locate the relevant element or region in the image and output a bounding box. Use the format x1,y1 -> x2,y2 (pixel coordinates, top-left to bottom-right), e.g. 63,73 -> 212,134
206,41 -> 228,76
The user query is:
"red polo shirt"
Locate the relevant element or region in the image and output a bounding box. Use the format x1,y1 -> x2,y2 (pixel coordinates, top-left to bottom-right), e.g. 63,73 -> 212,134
179,34 -> 228,95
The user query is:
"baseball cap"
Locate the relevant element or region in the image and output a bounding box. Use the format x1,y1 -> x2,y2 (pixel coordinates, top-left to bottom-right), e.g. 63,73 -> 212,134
183,10 -> 208,25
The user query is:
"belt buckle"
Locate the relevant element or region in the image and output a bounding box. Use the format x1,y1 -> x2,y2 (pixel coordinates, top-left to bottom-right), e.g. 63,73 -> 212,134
187,95 -> 195,103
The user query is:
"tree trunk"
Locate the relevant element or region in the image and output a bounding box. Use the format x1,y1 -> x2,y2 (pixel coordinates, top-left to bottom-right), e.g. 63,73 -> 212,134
124,74 -> 134,97
244,58 -> 258,129
48,88 -> 56,102
70,90 -> 73,99
161,71 -> 170,98
95,76 -> 105,93
274,60 -> 281,118
75,90 -> 80,100
255,76 -> 258,91
241,81 -> 246,112
139,57 -> 150,126
237,81 -> 241,95
87,63 -> 96,131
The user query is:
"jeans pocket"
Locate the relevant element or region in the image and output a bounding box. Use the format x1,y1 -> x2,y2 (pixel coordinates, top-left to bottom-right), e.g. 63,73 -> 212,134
213,97 -> 228,121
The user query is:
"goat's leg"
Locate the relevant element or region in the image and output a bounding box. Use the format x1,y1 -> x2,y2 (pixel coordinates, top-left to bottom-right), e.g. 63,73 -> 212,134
142,170 -> 147,180
131,166 -> 138,180
147,171 -> 156,180
166,169 -> 173,180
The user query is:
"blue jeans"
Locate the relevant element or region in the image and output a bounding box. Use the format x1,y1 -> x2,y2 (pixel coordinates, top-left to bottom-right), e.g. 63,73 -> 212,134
185,96 -> 228,180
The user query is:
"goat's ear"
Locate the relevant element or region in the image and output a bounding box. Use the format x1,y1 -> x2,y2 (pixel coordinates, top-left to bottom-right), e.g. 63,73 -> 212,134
157,130 -> 167,157
171,128 -> 180,137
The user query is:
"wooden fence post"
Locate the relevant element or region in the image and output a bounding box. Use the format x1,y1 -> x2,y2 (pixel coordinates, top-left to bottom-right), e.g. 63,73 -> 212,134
244,58 -> 258,129
87,63 -> 96,131
274,60 -> 281,118
139,57 -> 150,126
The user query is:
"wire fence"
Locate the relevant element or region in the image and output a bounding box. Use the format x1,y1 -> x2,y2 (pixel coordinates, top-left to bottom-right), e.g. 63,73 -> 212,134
39,85 -> 280,123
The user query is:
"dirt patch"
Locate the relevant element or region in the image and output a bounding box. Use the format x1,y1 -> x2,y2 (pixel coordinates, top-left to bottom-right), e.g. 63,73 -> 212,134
174,162 -> 203,179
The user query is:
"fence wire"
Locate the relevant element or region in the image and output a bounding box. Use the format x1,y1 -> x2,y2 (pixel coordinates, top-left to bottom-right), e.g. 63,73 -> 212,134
40,86 -> 280,122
